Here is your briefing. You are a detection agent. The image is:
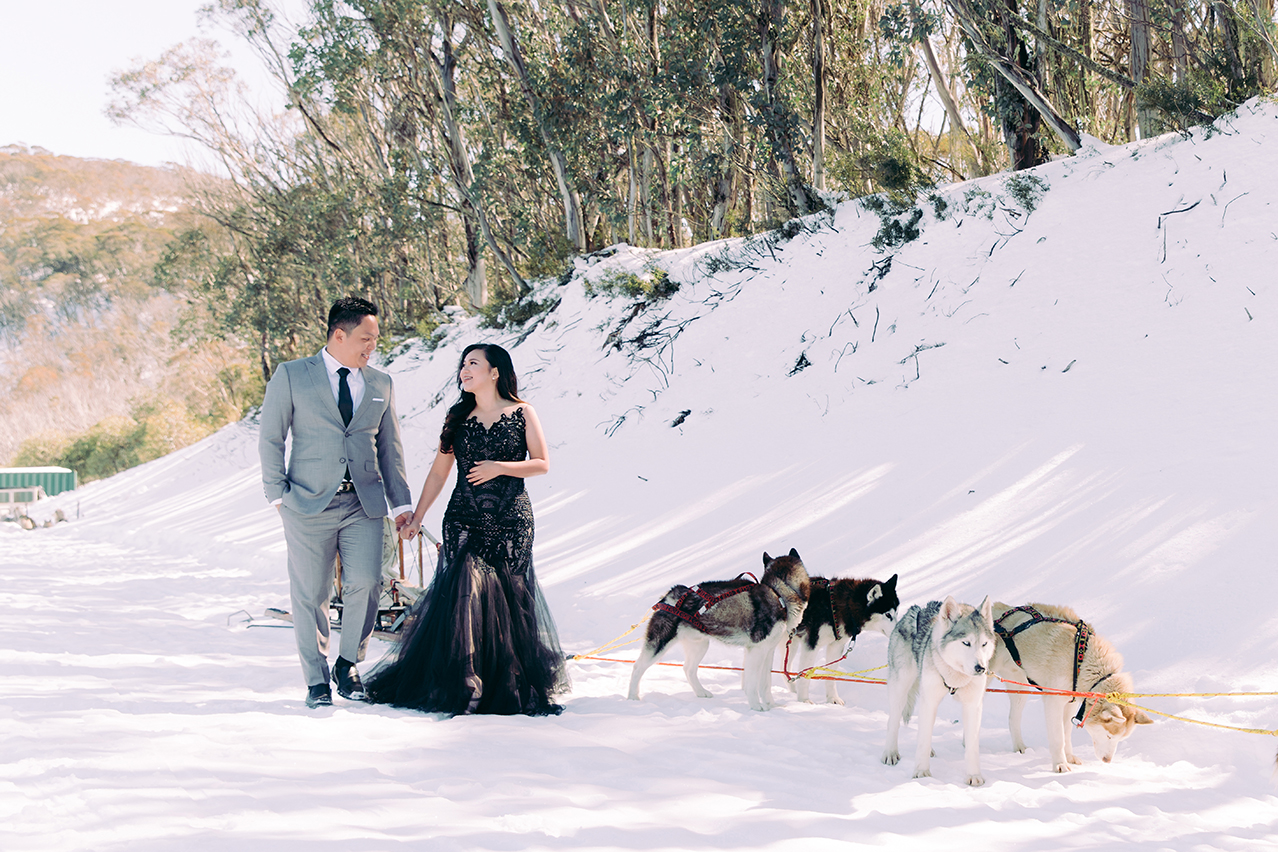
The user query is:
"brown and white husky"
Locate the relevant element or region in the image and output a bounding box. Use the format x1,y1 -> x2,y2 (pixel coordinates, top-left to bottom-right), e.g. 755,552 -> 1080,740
627,549 -> 810,711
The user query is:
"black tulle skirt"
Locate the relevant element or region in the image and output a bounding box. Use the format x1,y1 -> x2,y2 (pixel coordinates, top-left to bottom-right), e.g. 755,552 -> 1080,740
365,525 -> 569,717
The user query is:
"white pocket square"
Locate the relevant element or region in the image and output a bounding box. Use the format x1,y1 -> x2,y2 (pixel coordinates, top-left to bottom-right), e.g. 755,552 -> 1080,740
372,397 -> 385,402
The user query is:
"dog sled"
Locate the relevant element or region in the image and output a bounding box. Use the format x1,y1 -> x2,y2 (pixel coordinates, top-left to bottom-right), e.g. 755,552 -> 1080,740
260,517 -> 438,641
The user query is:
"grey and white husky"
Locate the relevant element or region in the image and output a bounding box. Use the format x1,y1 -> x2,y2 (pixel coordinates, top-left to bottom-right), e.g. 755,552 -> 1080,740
882,596 -> 996,786
627,549 -> 811,711
789,574 -> 899,705
991,602 -> 1153,772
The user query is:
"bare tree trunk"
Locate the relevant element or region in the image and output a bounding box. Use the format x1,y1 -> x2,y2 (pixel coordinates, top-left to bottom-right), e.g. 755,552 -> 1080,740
710,82 -> 741,238
487,0 -> 586,252
1170,0 -> 1191,82
758,0 -> 815,215
1128,0 -> 1154,138
915,18 -> 986,175
1248,0 -> 1277,88
409,23 -> 527,301
627,136 -> 638,244
811,0 -> 826,191
946,0 -> 1082,156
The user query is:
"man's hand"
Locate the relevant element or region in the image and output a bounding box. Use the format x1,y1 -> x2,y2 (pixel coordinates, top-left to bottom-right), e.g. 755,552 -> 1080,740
395,512 -> 419,540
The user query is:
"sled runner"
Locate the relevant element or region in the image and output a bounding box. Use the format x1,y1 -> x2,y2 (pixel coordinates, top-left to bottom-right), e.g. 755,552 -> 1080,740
259,520 -> 438,641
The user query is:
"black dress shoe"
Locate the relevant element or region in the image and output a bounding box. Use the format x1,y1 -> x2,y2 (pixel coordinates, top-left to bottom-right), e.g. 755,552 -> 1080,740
305,683 -> 333,708
334,657 -> 369,701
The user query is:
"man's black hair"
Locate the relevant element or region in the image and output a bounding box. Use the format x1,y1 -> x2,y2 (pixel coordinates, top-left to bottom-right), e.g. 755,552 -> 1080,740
327,296 -> 379,339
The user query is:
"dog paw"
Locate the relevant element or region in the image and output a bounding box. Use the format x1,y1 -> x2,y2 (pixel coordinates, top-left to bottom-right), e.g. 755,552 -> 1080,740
828,695 -> 845,707
1067,755 -> 1082,765
966,774 -> 985,787
694,689 -> 713,699
1053,762 -> 1074,773
881,750 -> 900,766
912,767 -> 932,779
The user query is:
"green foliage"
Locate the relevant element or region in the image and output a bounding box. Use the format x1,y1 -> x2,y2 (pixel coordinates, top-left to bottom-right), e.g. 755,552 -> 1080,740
828,130 -> 933,204
962,185 -> 996,219
1137,78 -> 1234,133
862,195 -> 925,250
12,433 -> 73,468
479,290 -> 559,330
879,2 -> 939,67
12,397 -> 214,484
1003,173 -> 1050,214
585,265 -> 679,301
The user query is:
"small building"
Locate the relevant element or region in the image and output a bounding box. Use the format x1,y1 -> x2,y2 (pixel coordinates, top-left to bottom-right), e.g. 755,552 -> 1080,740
0,466 -> 77,516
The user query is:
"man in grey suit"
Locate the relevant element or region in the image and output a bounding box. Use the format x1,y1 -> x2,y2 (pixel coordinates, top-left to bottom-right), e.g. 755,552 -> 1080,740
259,296 -> 414,708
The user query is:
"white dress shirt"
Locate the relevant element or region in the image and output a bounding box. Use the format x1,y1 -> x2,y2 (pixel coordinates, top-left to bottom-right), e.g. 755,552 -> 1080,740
321,346 -> 366,410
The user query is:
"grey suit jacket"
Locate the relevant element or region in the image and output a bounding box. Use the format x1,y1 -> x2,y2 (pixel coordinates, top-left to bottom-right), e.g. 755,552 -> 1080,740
258,351 -> 412,518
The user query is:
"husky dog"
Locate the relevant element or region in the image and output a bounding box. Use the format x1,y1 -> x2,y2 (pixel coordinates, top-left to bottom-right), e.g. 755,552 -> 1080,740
789,574 -> 900,704
627,549 -> 811,711
882,596 -> 996,786
991,602 -> 1153,772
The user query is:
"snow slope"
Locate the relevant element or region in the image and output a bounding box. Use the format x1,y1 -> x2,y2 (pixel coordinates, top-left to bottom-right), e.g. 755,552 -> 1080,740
4,98 -> 1277,850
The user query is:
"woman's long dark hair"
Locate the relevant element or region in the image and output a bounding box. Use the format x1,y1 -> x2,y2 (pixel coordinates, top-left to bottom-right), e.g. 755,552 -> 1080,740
439,343 -> 524,453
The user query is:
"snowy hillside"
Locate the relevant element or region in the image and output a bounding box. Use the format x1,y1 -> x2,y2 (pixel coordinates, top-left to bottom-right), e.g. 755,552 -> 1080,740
6,98 -> 1278,850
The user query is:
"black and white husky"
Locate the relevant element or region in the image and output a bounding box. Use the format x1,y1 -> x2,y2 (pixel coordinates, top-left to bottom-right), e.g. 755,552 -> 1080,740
882,596 -> 996,786
627,549 -> 811,711
788,574 -> 900,704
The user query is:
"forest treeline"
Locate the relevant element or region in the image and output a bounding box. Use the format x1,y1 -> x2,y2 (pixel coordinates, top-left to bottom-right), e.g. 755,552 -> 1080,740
5,0 -> 1274,479
107,0 -> 1275,383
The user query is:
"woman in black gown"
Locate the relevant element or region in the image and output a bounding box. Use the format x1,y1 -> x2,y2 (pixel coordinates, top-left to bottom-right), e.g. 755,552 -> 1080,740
365,343 -> 569,715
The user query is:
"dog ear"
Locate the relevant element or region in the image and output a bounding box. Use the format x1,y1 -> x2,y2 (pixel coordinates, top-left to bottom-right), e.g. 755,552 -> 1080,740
940,595 -> 961,621
762,552 -> 772,565
789,547 -> 800,560
1132,708 -> 1155,725
866,583 -> 883,605
884,574 -> 898,593
978,596 -> 993,625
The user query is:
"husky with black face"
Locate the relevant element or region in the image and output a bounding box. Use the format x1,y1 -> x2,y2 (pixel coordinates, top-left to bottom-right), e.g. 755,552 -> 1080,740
788,574 -> 899,705
882,596 -> 996,787
627,549 -> 810,712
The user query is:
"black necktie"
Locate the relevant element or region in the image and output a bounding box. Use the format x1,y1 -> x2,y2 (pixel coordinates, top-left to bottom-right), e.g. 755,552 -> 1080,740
337,367 -> 354,426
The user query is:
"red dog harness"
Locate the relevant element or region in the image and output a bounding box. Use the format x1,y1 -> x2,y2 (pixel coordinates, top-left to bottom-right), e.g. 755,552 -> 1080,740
653,573 -> 759,631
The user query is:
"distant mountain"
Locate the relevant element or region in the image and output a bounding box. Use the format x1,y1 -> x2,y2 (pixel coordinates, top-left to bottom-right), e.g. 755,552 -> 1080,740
0,144 -> 195,224
0,146 -> 253,473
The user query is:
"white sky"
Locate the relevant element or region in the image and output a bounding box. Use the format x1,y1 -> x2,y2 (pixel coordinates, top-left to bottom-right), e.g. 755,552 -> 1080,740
0,0 -> 299,169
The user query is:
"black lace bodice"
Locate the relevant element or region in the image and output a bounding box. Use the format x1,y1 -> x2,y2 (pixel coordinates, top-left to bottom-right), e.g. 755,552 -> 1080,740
443,407 -> 534,573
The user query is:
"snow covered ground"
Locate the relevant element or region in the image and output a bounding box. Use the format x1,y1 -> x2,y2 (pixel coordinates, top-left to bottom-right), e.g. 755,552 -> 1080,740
5,98 -> 1278,850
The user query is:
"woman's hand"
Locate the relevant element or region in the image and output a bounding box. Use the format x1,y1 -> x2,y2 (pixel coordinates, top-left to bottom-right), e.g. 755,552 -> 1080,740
466,460 -> 504,485
399,516 -> 422,540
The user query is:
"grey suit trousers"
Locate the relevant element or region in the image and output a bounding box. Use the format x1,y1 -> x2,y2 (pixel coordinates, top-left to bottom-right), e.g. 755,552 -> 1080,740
280,491 -> 384,687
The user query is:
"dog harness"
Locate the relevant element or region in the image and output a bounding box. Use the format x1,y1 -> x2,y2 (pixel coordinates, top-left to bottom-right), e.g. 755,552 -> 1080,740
993,605 -> 1093,694
652,573 -> 759,632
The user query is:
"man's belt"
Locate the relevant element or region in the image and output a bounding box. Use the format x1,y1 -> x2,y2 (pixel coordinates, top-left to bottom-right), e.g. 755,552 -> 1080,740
336,480 -> 356,493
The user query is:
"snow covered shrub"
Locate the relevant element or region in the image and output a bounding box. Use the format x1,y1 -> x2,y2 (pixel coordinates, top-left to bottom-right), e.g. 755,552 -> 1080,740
585,265 -> 678,301
1003,173 -> 1050,215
